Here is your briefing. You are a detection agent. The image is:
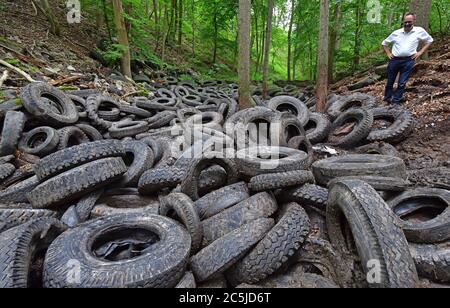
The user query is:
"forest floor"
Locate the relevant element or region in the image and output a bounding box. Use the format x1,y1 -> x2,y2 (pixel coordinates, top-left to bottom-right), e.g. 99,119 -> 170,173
0,0 -> 449,170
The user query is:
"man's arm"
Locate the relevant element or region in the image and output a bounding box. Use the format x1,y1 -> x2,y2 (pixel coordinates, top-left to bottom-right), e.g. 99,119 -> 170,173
412,29 -> 434,60
383,45 -> 394,59
412,42 -> 432,60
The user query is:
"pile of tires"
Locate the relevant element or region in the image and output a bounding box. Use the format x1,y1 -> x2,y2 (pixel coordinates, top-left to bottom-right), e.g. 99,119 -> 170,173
0,80 -> 448,288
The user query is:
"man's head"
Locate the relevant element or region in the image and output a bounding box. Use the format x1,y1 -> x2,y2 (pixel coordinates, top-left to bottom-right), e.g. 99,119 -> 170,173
403,13 -> 416,32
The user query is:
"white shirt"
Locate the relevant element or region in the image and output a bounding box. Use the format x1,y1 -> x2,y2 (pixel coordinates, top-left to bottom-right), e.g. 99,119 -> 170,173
382,26 -> 434,57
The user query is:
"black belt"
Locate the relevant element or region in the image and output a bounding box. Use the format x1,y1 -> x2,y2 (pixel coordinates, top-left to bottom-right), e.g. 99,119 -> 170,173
393,56 -> 413,60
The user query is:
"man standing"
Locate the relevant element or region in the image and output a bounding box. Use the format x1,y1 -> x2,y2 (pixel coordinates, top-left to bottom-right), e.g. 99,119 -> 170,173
382,13 -> 434,104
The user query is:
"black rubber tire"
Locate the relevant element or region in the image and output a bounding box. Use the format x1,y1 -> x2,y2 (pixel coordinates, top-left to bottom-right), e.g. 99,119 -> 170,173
190,218 -> 274,282
140,137 -> 164,164
275,113 -> 307,147
184,112 -> 224,129
120,141 -> 154,187
86,95 -> 120,129
0,111 -> 26,156
160,193 -> 203,254
138,167 -> 186,195
109,120 -> 149,139
120,104 -> 153,118
147,111 -> 177,129
20,82 -> 79,126
75,124 -> 103,141
27,157 -> 127,209
248,170 -> 315,192
368,108 -> 414,144
279,184 -> 328,215
267,96 -> 310,126
194,182 -> 250,220
176,271 -> 197,288
312,154 -> 407,186
180,157 -> 239,201
327,179 -> 419,288
226,203 -> 310,285
326,92 -> 377,120
137,98 -> 177,111
0,208 -> 58,233
388,188 -> 450,244
0,163 -> 16,183
19,126 -> 59,157
0,218 -> 66,288
201,192 -> 278,247
304,112 -> 332,144
354,142 -> 400,157
409,242 -> 450,283
328,176 -> 409,192
66,89 -> 101,98
43,214 -> 191,288
407,168 -> 450,190
33,140 -> 125,181
0,155 -> 14,165
197,165 -> 228,196
62,189 -> 104,227
68,94 -> 88,118
236,146 -> 309,178
0,175 -> 40,204
328,108 -> 374,148
57,126 -> 90,150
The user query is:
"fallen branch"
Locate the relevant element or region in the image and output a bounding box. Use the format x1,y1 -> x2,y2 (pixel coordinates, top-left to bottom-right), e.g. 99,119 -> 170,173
123,91 -> 140,98
436,51 -> 450,60
0,59 -> 35,82
0,70 -> 9,87
50,75 -> 82,86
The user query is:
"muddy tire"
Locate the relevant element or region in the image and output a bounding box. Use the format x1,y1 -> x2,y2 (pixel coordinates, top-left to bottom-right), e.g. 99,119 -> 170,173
326,93 -> 377,119
20,82 -> 79,126
57,126 -> 90,150
354,142 -> 400,157
328,176 -> 409,192
0,176 -> 40,204
327,179 -> 418,288
368,108 -> 414,144
305,113 -> 332,144
0,163 -> 15,183
267,96 -> 310,126
248,170 -> 314,192
180,157 -> 239,201
328,108 -> 374,148
190,218 -> 274,282
226,203 -> 310,285
201,192 -> 278,247
195,182 -> 250,220
407,168 -> 450,190
236,146 -> 309,178
312,154 -> 407,185
27,157 -> 127,209
409,242 -> 450,283
0,218 -> 66,288
0,111 -> 26,156
75,124 -> 103,141
120,141 -> 154,187
160,193 -> 203,254
138,167 -> 186,195
279,184 -> 329,214
109,120 -> 149,139
388,188 -> 450,244
43,214 -> 190,288
19,127 -> 59,157
0,208 -> 58,233
33,140 -> 125,181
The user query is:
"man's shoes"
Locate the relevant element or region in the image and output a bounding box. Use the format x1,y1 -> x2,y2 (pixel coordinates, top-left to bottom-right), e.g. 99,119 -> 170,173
383,98 -> 392,104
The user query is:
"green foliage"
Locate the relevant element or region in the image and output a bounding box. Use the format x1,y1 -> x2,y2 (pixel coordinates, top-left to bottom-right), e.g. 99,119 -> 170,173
82,0 -> 449,82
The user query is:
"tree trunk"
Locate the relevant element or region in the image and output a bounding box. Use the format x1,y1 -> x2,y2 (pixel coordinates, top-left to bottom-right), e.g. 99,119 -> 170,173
178,0 -> 183,47
316,0 -> 329,113
102,0 -> 113,41
262,0 -> 274,99
238,0 -> 252,109
287,0 -> 295,81
409,0 -> 433,58
353,0 -> 362,72
36,0 -> 61,36
112,0 -> 132,78
328,0 -> 341,83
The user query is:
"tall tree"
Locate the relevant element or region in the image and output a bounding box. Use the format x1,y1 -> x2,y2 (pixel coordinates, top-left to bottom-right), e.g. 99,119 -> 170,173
262,0 -> 274,99
409,0 -> 433,31
287,0 -> 296,81
353,0 -> 363,72
328,0 -> 342,83
178,0 -> 183,46
238,0 -> 252,109
33,0 -> 61,36
112,0 -> 132,78
316,0 -> 330,113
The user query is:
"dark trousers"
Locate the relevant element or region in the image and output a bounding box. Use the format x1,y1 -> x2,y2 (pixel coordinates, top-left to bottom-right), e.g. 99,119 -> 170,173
384,57 -> 415,104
